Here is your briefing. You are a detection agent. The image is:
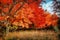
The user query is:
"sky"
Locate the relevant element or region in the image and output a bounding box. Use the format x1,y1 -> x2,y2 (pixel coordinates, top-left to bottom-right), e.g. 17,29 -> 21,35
40,0 -> 60,17
40,0 -> 54,14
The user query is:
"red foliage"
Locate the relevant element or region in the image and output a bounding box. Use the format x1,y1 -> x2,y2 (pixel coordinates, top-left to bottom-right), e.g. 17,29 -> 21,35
28,2 -> 58,28
28,2 -> 46,28
10,2 -> 22,16
0,16 -> 4,21
27,0 -> 41,4
0,0 -> 58,28
51,13 -> 58,26
0,0 -> 13,4
2,7 -> 9,13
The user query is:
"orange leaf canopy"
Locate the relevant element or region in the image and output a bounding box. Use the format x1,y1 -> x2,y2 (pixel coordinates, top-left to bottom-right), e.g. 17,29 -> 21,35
11,2 -> 58,28
0,0 -> 58,28
0,0 -> 13,4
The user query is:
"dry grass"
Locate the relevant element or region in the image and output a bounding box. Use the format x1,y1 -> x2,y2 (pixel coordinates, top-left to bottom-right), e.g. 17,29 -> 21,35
4,30 -> 59,40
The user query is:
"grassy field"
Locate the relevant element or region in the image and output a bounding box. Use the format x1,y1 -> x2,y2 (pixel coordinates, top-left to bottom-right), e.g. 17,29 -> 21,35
3,30 -> 59,40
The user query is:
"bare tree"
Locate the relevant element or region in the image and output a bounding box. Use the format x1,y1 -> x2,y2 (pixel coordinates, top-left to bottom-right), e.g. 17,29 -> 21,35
53,0 -> 60,17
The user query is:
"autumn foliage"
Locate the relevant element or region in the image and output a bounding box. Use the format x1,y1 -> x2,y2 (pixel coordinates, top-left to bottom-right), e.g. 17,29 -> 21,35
0,0 -> 58,28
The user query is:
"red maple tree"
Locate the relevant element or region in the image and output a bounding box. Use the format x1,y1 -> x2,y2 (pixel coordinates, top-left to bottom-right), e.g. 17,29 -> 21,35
0,0 -> 58,28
